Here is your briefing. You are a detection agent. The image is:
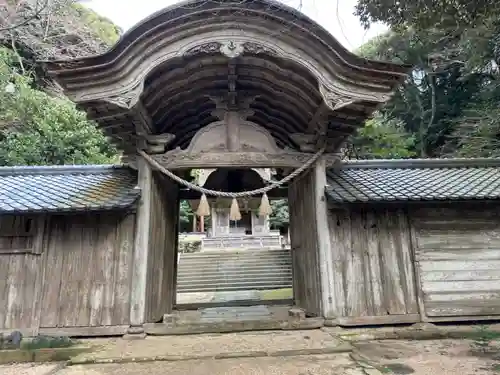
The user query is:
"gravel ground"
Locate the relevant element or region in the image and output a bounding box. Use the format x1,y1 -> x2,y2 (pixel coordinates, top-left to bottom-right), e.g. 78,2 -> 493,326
354,339 -> 500,375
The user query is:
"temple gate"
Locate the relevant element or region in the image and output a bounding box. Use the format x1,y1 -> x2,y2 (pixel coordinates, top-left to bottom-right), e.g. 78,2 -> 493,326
44,0 -> 407,336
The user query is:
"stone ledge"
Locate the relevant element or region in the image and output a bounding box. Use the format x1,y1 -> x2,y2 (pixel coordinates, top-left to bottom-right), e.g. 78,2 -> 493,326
67,345 -> 352,366
324,322 -> 500,342
0,346 -> 92,365
144,317 -> 324,335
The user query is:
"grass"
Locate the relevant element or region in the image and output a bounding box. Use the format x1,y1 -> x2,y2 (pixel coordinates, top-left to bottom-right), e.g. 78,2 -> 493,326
258,288 -> 293,300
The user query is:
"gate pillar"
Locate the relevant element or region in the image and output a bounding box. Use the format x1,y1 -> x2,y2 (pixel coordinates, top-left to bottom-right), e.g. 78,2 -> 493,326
289,157 -> 334,318
127,155 -> 153,337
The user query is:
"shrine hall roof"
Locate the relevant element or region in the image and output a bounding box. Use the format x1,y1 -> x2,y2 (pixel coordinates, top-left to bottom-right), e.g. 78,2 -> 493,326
326,158 -> 500,204
0,165 -> 139,213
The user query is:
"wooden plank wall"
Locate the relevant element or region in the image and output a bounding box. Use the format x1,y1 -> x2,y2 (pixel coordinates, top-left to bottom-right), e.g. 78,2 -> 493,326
288,170 -> 322,317
411,205 -> 500,320
0,215 -> 46,333
40,212 -> 135,328
144,172 -> 179,322
327,208 -> 419,325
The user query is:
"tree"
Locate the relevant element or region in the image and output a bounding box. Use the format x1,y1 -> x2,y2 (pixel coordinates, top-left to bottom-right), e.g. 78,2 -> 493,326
348,113 -> 416,159
355,23 -> 500,159
355,0 -> 499,31
0,47 -> 117,166
269,199 -> 289,230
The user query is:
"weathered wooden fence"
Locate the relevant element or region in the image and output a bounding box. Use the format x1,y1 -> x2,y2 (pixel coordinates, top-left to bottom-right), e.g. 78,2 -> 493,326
176,248 -> 292,293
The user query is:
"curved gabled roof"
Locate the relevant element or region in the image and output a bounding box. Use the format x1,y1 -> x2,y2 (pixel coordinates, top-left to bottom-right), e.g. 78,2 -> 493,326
45,0 -> 409,76
42,0 -> 412,154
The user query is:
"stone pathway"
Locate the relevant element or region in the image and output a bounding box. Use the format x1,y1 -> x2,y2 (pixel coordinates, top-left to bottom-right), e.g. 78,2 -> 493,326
69,329 -> 347,363
3,328 -> 500,374
58,354 -> 361,375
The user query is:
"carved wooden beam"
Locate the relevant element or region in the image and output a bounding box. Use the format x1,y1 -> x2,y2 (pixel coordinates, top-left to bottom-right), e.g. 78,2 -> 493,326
133,101 -> 154,135
137,133 -> 176,154
151,150 -> 340,169
306,102 -> 329,133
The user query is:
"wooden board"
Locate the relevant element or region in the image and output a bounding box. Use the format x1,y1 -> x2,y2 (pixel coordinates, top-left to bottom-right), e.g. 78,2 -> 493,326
411,206 -> 500,318
288,169 -> 322,317
144,172 -> 179,322
39,212 -> 135,328
327,208 -> 418,323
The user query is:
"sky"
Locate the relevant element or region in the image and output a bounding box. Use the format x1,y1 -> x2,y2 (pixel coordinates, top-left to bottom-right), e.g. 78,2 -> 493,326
85,0 -> 387,51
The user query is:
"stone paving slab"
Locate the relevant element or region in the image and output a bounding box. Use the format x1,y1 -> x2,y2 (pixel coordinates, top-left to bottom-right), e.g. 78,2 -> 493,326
58,354 -> 361,375
70,330 -> 348,364
0,363 -> 64,375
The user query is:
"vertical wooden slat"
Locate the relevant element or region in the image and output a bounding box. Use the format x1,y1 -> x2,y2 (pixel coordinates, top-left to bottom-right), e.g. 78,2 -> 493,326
326,207 -> 419,323
365,210 -> 384,316
327,210 -> 346,317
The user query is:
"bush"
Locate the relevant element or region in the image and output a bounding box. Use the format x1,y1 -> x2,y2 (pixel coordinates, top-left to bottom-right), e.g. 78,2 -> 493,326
178,240 -> 202,253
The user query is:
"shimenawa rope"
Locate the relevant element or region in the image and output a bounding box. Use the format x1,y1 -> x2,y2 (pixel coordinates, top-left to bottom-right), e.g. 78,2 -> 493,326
138,148 -> 325,219
138,148 -> 325,198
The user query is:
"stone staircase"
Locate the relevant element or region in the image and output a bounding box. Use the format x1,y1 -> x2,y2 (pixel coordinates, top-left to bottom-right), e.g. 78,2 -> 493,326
176,248 -> 293,293
201,234 -> 282,251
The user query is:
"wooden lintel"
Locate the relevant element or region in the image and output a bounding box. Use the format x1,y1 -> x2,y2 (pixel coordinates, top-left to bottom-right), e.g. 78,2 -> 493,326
151,150 -> 340,169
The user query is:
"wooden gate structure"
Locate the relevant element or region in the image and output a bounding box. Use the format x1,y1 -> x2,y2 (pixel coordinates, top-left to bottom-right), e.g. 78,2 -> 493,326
40,0 -> 408,337
4,0 -> 498,337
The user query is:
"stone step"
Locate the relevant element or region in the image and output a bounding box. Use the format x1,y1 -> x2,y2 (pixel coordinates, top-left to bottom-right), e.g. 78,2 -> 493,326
177,280 -> 293,293
177,269 -> 292,278
177,276 -> 292,286
180,249 -> 291,258
179,253 -> 291,261
178,261 -> 292,269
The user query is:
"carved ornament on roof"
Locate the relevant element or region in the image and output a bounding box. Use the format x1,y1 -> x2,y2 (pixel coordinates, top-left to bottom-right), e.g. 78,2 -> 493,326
184,42 -> 223,57
319,83 -> 357,111
183,40 -> 279,59
102,81 -> 144,110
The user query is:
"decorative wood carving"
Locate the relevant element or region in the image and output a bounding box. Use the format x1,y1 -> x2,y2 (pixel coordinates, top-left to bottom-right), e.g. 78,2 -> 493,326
290,133 -> 317,152
183,41 -> 279,60
319,83 -> 357,111
102,81 -> 144,110
137,133 -> 176,154
187,119 -> 281,154
184,42 -> 222,57
151,149 -> 340,169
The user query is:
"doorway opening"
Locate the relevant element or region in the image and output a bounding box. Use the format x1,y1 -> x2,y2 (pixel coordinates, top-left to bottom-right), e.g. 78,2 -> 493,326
175,167 -> 293,312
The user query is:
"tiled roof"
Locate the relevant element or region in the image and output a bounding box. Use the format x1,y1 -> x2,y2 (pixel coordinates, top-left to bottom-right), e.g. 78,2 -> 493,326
326,158 -> 500,203
0,165 -> 139,213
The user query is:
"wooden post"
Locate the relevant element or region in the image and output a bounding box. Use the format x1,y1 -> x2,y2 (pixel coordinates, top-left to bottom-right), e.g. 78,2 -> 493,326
192,214 -> 197,232
314,157 -> 336,318
126,156 -> 152,338
200,215 -> 205,233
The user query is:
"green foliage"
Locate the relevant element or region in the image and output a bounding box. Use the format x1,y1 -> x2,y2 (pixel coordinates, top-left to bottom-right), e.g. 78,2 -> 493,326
0,47 -> 117,166
71,3 -> 121,46
178,240 -> 202,253
179,200 -> 193,225
351,114 -> 416,159
353,13 -> 500,159
21,336 -> 77,350
269,199 -> 289,229
355,0 -> 499,31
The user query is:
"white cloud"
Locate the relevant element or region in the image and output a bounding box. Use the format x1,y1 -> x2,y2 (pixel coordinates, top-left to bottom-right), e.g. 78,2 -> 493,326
86,0 -> 387,51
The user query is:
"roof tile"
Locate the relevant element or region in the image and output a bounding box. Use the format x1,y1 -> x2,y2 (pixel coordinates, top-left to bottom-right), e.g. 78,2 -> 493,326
0,165 -> 139,213
326,159 -> 500,203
